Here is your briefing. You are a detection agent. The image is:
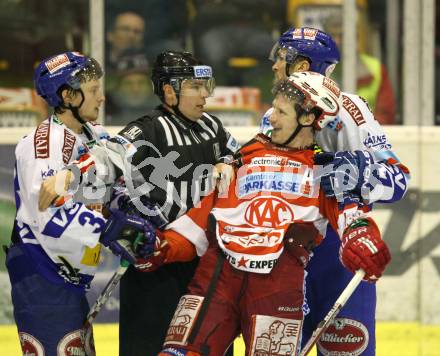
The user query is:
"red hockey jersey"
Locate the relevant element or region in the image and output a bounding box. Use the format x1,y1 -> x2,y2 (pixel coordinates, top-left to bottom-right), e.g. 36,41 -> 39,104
163,134 -> 367,274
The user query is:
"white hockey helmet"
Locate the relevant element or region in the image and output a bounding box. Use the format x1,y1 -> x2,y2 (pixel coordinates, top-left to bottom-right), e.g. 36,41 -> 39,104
280,71 -> 342,129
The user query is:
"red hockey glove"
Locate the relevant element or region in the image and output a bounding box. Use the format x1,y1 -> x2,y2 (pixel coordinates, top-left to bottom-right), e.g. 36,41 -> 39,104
340,217 -> 391,283
134,231 -> 170,272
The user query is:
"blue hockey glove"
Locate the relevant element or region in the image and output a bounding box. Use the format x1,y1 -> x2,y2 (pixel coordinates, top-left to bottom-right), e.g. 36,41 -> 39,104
100,209 -> 156,264
138,196 -> 169,229
106,187 -> 168,229
314,150 -> 374,200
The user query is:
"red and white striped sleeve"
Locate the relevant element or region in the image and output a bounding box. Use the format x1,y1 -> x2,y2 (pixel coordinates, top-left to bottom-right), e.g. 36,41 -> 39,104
163,191 -> 217,257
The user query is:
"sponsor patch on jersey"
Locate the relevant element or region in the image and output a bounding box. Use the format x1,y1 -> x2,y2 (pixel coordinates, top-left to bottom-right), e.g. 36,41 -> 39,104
249,156 -> 302,168
164,295 -> 204,346
19,332 -> 45,356
57,329 -> 86,356
62,129 -> 76,164
244,195 -> 294,227
226,134 -> 240,153
80,244 -> 101,267
121,125 -> 143,141
57,255 -> 82,285
363,132 -> 391,150
317,317 -> 369,356
34,121 -> 51,159
41,166 -> 56,180
250,315 -> 302,355
278,305 -> 301,313
224,252 -> 280,272
238,172 -> 314,198
99,133 -> 110,140
45,53 -> 71,74
342,95 -> 366,126
112,134 -> 130,146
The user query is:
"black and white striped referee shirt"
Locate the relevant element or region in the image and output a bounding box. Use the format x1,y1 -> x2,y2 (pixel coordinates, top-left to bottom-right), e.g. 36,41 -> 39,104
114,105 -> 240,223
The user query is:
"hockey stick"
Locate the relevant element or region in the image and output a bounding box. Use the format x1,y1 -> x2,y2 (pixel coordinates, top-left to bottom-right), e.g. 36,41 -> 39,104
82,260 -> 130,355
83,234 -> 145,355
298,269 -> 366,356
84,261 -> 129,330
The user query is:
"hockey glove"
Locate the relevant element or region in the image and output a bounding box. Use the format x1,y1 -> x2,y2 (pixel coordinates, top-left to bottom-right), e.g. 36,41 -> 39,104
105,187 -> 169,228
100,209 -> 156,264
134,230 -> 170,272
314,150 -> 374,201
340,217 -> 391,283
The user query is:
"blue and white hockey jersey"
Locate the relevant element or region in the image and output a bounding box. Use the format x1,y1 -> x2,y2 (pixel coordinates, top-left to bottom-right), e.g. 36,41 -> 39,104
260,92 -> 410,204
13,115 -> 110,292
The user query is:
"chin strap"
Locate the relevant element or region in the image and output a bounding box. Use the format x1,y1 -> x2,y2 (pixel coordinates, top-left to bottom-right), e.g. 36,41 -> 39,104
171,96 -> 196,123
285,63 -> 292,78
64,89 -> 87,125
282,120 -> 315,146
282,122 -> 304,146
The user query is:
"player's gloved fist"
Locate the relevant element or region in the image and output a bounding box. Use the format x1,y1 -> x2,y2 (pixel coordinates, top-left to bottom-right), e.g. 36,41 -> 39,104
100,209 -> 155,264
314,150 -> 374,200
340,217 -> 391,283
134,231 -> 170,272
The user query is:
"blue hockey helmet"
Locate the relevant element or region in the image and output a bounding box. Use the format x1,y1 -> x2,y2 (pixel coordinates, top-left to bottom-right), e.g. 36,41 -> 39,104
34,52 -> 103,107
269,27 -> 340,76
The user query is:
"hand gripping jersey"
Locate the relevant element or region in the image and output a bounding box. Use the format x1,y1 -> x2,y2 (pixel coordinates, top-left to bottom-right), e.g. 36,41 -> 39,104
164,134 -> 368,273
13,115 -> 110,291
260,92 -> 410,204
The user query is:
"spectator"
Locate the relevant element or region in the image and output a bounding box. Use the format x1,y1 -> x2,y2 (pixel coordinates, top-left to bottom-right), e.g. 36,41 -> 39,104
106,50 -> 158,125
106,11 -> 146,73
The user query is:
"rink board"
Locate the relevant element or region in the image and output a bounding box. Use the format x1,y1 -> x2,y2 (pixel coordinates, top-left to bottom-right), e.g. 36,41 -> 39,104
1,322 -> 440,356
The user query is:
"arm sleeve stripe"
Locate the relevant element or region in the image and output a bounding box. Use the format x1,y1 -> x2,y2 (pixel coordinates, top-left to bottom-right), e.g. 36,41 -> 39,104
166,215 -> 209,256
157,116 -> 175,146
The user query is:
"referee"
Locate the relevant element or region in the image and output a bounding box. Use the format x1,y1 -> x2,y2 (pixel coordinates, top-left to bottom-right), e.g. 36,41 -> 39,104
117,51 -> 239,356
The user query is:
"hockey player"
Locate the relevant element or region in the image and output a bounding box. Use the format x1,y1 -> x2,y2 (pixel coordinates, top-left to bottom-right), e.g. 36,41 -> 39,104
37,51 -> 239,355
5,52 -> 155,356
260,28 -> 410,355
134,72 -> 391,356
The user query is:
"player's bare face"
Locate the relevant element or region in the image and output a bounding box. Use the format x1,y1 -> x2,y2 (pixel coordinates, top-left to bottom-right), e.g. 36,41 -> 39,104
272,49 -> 289,83
178,79 -> 211,121
77,80 -> 105,122
269,94 -> 299,145
272,48 -> 306,84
